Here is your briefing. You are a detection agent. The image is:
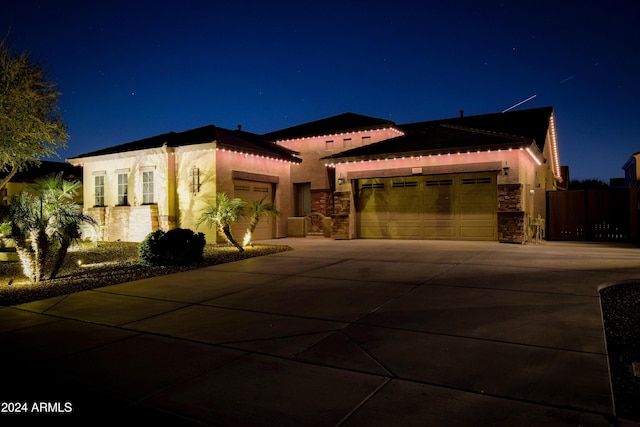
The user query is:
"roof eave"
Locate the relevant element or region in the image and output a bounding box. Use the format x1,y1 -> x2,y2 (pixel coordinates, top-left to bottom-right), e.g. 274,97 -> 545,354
321,141 -> 531,165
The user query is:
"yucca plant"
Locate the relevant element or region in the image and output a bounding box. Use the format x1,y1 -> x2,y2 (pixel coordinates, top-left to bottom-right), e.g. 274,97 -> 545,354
196,192 -> 246,252
243,195 -> 280,247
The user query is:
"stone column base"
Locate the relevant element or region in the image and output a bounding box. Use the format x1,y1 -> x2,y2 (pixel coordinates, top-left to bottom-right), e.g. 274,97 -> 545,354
498,211 -> 527,243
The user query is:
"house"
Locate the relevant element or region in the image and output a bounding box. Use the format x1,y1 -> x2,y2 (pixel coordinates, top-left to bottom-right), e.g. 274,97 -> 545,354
67,125 -> 301,243
0,160 -> 83,206
67,106 -> 562,244
272,106 -> 561,243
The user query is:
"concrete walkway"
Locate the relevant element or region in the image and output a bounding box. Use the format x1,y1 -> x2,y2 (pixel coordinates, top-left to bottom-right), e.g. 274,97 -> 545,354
2,238 -> 639,426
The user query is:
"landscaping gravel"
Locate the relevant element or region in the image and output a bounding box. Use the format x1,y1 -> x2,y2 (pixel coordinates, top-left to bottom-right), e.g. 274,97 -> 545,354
599,281 -> 640,422
0,241 -> 292,306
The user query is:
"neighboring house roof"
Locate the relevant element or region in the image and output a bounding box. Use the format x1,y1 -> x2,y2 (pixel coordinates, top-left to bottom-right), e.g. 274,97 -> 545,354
321,124 -> 535,163
0,161 -> 82,183
68,125 -> 301,163
263,112 -> 400,141
398,106 -> 554,153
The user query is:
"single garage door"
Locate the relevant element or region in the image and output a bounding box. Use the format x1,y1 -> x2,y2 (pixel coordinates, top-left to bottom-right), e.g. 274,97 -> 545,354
357,172 -> 497,240
233,179 -> 275,242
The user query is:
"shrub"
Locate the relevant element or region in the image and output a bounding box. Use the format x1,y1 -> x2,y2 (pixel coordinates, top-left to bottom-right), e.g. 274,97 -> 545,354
138,228 -> 206,266
138,230 -> 165,266
0,222 -> 11,237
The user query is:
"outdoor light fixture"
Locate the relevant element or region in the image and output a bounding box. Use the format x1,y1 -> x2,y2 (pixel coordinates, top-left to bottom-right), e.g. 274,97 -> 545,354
338,173 -> 346,185
503,164 -> 510,175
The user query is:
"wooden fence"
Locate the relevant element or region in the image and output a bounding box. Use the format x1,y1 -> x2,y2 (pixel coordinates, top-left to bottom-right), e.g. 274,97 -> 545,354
547,189 -> 630,242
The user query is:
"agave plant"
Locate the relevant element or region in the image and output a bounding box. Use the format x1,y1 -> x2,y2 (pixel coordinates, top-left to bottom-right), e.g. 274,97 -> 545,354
243,195 -> 280,247
196,192 -> 246,252
10,173 -> 96,282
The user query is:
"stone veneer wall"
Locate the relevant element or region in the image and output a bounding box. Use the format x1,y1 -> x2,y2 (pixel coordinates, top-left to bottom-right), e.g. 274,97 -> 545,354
311,189 -> 334,217
86,205 -> 160,242
331,191 -> 351,239
497,184 -> 526,243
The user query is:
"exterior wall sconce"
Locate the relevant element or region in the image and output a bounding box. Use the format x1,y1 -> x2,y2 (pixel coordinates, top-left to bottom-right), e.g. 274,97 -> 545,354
338,173 -> 346,185
503,164 -> 510,175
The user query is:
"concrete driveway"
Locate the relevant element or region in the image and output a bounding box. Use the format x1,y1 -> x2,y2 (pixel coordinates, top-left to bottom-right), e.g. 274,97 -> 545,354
2,238 -> 639,426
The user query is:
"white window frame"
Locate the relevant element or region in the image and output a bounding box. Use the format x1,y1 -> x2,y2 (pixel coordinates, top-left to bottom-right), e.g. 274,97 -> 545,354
94,175 -> 105,207
117,173 -> 128,205
142,171 -> 154,204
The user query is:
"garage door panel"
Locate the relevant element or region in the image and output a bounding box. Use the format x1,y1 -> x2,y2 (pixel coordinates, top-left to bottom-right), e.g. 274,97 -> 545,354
388,222 -> 422,239
460,226 -> 496,239
424,225 -> 457,239
233,180 -> 274,241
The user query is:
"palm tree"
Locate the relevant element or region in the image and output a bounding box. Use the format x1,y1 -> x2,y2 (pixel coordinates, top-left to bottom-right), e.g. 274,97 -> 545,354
10,173 -> 96,282
196,192 -> 246,252
244,195 -> 280,247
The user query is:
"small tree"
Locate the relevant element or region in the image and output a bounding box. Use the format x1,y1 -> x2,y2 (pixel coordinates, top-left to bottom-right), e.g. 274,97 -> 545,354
243,195 -> 280,247
0,39 -> 68,191
196,192 -> 246,252
10,173 -> 95,282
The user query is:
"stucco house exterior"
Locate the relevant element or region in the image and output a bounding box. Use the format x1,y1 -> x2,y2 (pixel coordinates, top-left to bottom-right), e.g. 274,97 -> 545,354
273,106 -> 561,243
67,125 -> 301,243
67,106 -> 562,244
264,113 -> 405,234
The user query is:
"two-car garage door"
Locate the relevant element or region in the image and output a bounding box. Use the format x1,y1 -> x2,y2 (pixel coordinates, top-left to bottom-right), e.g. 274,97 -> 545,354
357,172 -> 497,240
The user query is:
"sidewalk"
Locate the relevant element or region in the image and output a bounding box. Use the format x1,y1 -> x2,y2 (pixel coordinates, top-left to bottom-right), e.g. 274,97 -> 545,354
2,238 -> 639,426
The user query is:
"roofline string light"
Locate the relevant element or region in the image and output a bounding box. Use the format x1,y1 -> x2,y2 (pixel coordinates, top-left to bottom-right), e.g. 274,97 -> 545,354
548,114 -> 562,179
216,147 -> 300,164
275,127 -> 405,144
324,145 -> 541,167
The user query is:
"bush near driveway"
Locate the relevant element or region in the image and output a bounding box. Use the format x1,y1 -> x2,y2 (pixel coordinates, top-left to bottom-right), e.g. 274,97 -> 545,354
138,228 -> 206,266
0,241 -> 291,306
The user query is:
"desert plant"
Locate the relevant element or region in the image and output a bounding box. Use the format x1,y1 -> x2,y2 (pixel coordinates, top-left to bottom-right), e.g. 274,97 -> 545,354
196,192 -> 246,252
9,173 -> 96,282
243,195 -> 280,246
138,228 -> 205,266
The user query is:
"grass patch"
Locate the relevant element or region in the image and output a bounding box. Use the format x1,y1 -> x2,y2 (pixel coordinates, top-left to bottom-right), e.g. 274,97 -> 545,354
0,241 -> 292,306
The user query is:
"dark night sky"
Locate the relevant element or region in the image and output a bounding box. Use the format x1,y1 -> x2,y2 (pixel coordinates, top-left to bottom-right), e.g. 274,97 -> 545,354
3,0 -> 638,181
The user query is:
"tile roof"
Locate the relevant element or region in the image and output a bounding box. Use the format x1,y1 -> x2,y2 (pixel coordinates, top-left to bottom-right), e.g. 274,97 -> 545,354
322,106 -> 553,162
68,125 -> 301,163
399,106 -> 554,152
322,124 -> 531,162
263,112 -> 398,141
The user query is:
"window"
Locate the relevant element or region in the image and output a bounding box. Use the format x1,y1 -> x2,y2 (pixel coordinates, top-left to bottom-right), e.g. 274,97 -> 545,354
142,171 -> 154,204
189,167 -> 200,194
325,140 -> 334,149
362,136 -> 371,145
343,138 -> 352,148
117,173 -> 128,205
94,175 -> 105,207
